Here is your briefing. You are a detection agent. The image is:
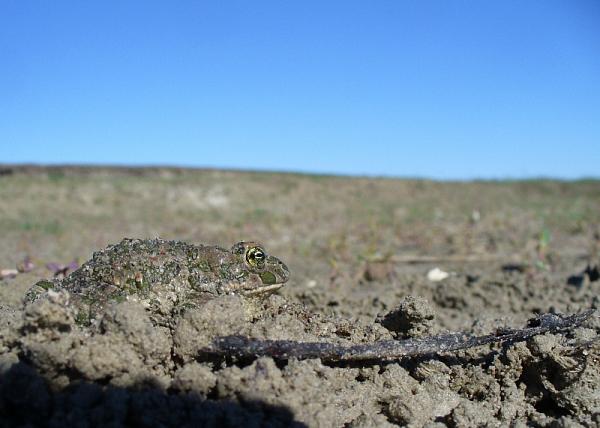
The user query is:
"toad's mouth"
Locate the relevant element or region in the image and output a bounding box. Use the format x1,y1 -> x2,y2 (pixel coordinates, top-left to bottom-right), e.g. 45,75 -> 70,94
242,283 -> 285,296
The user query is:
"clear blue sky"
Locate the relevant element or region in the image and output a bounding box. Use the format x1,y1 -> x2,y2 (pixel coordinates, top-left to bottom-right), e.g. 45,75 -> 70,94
1,1 -> 599,179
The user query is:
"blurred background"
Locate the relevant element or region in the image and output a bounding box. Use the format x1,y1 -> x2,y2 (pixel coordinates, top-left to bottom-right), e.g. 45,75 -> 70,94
1,1 -> 599,327
1,0 -> 599,179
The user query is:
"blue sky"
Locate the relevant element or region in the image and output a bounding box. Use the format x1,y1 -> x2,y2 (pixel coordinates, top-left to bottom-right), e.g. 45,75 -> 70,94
1,1 -> 599,179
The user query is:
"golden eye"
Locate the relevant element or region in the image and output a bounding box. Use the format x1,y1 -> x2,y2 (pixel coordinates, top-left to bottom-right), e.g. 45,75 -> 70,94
246,246 -> 266,268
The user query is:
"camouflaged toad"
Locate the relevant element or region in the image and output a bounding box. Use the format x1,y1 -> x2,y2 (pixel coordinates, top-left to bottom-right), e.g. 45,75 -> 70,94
26,238 -> 289,326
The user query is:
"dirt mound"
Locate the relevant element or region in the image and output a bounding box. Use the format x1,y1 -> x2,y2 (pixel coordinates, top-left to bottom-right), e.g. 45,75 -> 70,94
0,287 -> 597,427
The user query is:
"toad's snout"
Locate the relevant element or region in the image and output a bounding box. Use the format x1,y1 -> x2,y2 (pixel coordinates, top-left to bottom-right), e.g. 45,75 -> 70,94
269,256 -> 290,284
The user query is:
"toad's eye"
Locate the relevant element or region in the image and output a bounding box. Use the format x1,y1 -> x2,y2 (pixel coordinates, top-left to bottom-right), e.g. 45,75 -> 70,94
246,246 -> 266,268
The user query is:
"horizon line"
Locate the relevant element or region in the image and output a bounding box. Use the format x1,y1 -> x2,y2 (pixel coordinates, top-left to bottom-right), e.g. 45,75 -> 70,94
1,162 -> 599,183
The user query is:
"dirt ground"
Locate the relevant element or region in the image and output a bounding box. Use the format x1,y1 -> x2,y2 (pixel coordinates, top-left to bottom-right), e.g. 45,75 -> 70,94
0,165 -> 599,427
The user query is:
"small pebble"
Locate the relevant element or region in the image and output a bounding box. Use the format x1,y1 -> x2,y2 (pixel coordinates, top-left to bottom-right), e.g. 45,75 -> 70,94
0,269 -> 19,279
306,279 -> 317,288
427,267 -> 449,282
17,256 -> 35,273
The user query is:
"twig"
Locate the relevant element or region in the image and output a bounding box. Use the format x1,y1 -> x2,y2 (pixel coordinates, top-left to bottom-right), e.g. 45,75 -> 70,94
387,252 -> 591,264
206,310 -> 595,363
387,254 -> 508,264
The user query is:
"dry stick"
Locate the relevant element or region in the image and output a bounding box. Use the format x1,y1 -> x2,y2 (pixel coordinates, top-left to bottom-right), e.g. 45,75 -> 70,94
387,253 -> 591,264
387,254 -> 511,264
207,310 -> 595,363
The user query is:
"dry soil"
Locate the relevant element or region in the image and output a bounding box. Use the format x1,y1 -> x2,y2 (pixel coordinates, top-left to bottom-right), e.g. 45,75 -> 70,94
0,166 -> 598,427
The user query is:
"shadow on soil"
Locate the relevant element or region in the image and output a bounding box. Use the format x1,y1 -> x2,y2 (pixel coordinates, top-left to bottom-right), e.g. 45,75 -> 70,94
0,362 -> 305,428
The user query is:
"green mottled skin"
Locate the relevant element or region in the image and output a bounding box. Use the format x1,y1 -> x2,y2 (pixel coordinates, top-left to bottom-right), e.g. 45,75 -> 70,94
26,238 -> 289,325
